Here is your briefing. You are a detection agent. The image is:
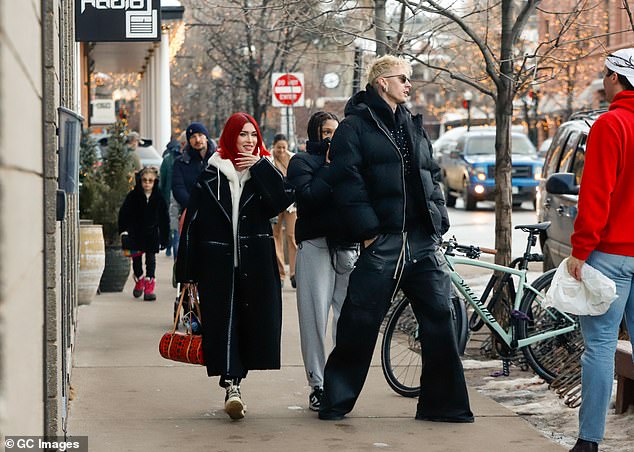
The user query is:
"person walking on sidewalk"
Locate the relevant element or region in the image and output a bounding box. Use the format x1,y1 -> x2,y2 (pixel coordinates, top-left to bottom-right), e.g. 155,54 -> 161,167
118,166 -> 169,301
271,133 -> 298,288
175,112 -> 293,420
318,55 -> 473,423
287,111 -> 359,411
566,49 -> 634,452
172,122 -> 216,210
159,136 -> 182,257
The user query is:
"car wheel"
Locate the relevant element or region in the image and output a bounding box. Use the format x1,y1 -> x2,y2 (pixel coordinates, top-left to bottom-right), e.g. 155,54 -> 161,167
542,241 -> 556,272
462,179 -> 477,211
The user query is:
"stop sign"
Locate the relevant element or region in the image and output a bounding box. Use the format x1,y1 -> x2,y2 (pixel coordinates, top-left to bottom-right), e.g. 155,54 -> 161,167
272,73 -> 304,107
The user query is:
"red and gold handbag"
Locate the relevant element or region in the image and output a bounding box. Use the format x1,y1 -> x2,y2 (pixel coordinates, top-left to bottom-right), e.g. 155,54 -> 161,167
159,284 -> 205,365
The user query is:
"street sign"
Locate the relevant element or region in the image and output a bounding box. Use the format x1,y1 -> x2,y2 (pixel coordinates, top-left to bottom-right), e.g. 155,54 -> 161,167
272,73 -> 305,107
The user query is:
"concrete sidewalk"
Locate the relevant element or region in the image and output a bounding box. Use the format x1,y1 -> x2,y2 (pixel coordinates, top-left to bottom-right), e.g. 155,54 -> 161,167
68,253 -> 565,451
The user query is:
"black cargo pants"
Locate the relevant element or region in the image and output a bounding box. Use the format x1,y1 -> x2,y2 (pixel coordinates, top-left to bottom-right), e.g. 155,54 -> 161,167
319,231 -> 473,421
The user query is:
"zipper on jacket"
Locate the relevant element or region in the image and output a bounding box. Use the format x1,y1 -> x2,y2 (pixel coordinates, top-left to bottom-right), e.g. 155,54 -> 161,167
367,109 -> 407,233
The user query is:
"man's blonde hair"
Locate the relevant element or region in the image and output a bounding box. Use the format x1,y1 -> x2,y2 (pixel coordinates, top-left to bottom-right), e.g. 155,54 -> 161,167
366,55 -> 412,87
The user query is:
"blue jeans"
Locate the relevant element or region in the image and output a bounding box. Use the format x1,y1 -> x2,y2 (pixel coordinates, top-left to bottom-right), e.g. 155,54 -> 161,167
578,250 -> 634,442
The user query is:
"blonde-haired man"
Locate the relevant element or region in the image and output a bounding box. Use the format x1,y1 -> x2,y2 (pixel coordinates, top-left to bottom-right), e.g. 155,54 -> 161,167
319,55 -> 473,422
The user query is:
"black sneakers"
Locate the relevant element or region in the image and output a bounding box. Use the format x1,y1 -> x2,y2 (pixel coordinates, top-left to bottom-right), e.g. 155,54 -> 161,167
290,275 -> 297,289
224,384 -> 246,420
309,386 -> 323,412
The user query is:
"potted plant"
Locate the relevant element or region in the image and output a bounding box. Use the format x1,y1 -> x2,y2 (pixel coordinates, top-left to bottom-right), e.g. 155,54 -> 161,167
77,131 -> 106,304
81,120 -> 136,292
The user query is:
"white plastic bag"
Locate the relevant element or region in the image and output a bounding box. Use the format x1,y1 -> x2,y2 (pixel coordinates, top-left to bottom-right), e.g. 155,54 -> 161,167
543,257 -> 617,316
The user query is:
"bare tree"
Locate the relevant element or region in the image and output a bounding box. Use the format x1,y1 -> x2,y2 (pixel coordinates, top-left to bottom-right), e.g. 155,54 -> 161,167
185,0 -> 355,128
383,0 -> 623,265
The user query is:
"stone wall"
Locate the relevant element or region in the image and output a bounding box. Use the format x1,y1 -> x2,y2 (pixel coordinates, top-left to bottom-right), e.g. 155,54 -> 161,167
0,0 -> 45,436
0,0 -> 78,438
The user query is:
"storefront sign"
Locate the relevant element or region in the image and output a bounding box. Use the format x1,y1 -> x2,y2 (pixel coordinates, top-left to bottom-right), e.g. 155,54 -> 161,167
75,0 -> 161,42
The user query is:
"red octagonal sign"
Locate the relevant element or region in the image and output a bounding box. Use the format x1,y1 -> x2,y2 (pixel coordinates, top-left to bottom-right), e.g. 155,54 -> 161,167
273,73 -> 303,106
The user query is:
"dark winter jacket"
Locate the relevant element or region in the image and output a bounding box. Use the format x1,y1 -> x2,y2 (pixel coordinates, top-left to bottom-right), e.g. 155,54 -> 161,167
329,85 -> 450,241
175,155 -> 293,375
287,140 -> 354,244
158,139 -> 181,204
118,179 -> 170,253
172,142 -> 216,209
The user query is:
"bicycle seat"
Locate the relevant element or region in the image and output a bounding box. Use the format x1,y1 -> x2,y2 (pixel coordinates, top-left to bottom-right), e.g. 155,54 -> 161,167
514,221 -> 551,233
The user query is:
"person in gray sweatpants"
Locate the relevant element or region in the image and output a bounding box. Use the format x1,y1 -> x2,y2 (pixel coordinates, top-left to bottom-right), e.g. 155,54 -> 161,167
287,111 -> 359,411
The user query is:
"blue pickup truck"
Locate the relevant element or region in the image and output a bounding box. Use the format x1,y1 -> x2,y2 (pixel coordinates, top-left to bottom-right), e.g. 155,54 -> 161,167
435,127 -> 542,210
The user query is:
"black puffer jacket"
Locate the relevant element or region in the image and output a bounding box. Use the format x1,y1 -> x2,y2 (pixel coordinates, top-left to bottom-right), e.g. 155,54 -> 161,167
287,141 -> 354,244
330,85 -> 449,241
118,179 -> 169,253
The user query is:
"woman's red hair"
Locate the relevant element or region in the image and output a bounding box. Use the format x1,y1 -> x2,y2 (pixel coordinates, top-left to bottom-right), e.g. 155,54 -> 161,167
217,112 -> 270,164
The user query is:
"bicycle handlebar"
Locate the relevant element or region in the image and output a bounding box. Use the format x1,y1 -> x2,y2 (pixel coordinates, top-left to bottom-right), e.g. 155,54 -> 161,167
442,238 -> 496,259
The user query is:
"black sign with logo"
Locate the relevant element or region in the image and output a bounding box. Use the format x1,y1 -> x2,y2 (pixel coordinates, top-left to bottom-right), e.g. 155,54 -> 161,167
75,0 -> 161,42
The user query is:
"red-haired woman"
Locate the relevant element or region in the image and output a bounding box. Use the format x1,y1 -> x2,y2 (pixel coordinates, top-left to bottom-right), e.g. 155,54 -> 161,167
176,112 -> 293,420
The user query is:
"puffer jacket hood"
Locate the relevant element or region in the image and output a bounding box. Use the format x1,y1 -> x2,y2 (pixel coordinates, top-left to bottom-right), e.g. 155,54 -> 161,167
344,84 -> 411,130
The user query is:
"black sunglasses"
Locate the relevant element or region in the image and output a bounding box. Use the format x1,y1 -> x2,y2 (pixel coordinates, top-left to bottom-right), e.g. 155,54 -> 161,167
382,74 -> 411,84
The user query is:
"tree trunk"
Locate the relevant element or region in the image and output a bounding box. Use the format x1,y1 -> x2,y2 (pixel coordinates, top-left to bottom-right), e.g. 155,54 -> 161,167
374,0 -> 388,56
494,0 -> 515,267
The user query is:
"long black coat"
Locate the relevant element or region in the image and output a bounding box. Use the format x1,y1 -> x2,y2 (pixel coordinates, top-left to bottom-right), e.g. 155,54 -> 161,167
118,181 -> 169,253
175,157 -> 293,376
330,85 -> 450,241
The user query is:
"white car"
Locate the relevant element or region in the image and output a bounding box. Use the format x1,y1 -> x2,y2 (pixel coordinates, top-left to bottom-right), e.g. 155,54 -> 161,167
135,142 -> 163,168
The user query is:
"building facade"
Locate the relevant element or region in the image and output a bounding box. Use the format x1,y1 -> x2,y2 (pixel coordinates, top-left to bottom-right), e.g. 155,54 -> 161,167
0,0 -> 80,437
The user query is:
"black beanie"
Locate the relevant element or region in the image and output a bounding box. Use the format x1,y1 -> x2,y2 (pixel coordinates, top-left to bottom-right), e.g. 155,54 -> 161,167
186,122 -> 209,141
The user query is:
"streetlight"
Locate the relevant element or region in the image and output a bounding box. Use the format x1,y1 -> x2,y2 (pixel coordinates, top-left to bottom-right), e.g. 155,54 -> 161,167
463,90 -> 473,131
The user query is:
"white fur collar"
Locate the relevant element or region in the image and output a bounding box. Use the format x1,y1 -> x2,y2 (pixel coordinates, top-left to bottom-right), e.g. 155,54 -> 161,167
208,153 -> 251,267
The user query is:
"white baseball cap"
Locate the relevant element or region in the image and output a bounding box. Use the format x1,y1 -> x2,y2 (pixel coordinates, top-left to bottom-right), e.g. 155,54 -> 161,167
605,48 -> 634,86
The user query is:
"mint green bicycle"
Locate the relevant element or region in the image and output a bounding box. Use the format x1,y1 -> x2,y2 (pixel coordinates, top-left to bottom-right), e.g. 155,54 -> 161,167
381,222 -> 582,397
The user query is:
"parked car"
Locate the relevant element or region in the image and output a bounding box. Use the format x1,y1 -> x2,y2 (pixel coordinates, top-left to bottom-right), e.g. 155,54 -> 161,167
537,137 -> 552,159
134,142 -> 163,168
435,127 -> 541,210
536,109 -> 606,270
93,136 -> 163,169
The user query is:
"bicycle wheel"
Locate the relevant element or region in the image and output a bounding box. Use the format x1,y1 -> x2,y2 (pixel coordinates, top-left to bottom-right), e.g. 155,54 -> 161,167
518,269 -> 583,383
451,288 -> 469,354
381,290 -> 468,398
381,296 -> 421,397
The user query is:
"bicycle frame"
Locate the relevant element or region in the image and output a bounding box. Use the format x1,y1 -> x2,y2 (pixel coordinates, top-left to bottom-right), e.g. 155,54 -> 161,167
445,254 -> 577,349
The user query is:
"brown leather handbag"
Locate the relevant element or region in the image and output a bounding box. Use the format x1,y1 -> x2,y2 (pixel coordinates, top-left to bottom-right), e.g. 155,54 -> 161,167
159,284 -> 205,365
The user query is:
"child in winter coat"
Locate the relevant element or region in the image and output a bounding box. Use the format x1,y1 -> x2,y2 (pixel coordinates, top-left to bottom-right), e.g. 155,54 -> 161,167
118,167 -> 170,301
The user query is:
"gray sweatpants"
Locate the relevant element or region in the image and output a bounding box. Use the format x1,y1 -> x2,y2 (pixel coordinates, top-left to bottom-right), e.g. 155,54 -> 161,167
296,237 -> 359,388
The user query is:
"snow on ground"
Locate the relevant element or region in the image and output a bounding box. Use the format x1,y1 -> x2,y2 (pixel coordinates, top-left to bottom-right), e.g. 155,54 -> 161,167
470,372 -> 634,451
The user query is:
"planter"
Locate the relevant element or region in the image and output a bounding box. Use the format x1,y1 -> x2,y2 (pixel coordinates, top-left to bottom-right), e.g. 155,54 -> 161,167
78,223 -> 106,305
99,245 -> 130,292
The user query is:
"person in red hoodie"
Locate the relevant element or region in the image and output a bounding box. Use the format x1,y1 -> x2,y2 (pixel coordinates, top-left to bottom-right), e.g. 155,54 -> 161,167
566,48 -> 634,452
